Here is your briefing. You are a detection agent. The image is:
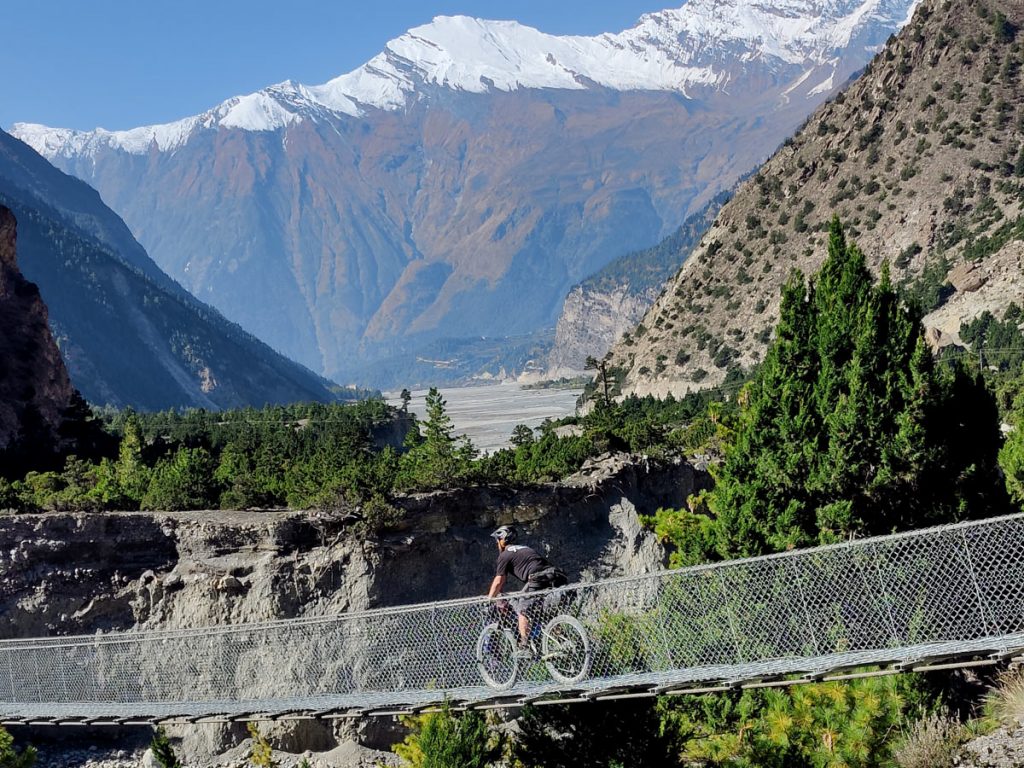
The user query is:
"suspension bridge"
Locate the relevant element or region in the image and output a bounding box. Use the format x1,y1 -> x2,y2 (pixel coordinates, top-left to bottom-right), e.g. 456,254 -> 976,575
4,512 -> 1024,727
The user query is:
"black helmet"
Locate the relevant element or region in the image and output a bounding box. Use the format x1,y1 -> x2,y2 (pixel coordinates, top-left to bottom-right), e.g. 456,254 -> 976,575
490,525 -> 517,543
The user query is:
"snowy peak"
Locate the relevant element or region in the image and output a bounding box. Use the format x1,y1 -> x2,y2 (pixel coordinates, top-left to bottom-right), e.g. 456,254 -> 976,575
13,0 -> 920,158
625,0 -> 919,64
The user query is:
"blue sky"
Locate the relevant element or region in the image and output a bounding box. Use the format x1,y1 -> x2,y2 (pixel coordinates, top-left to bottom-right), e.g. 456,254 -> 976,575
3,1 -> 673,132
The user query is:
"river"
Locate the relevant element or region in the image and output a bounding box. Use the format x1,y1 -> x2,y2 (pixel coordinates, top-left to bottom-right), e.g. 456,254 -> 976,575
386,382 -> 583,453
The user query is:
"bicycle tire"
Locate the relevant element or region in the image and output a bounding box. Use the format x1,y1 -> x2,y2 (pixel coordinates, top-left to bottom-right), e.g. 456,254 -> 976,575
476,622 -> 519,690
541,614 -> 590,685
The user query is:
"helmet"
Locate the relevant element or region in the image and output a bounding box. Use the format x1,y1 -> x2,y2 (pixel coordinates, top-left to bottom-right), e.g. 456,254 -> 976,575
490,525 -> 517,543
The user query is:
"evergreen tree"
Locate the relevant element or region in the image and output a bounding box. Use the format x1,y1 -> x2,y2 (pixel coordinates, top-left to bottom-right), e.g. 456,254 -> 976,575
149,727 -> 181,768
1000,388 -> 1024,506
142,446 -> 216,511
115,413 -> 151,506
397,388 -> 476,490
711,219 -> 1007,556
246,723 -> 277,768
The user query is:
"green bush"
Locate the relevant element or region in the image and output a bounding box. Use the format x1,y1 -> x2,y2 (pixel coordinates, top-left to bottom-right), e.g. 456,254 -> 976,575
149,727 -> 181,768
0,727 -> 35,768
142,447 -> 216,511
394,704 -> 500,768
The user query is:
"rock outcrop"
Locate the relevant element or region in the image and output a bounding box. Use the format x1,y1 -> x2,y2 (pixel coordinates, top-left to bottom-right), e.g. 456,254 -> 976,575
0,206 -> 75,454
2,454 -> 708,765
547,284 -> 664,377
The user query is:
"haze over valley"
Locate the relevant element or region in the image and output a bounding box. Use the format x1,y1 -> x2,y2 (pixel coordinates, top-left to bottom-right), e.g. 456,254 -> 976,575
5,1 -> 1024,766
13,0 -> 921,389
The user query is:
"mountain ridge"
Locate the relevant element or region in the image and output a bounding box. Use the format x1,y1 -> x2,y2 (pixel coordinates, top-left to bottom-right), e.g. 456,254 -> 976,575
9,0 -> 922,386
608,0 -> 1024,397
14,0 -> 921,156
0,129 -> 344,409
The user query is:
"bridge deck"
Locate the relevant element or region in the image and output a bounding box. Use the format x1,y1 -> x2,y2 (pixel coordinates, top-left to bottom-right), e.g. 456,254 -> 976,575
3,513 -> 1024,724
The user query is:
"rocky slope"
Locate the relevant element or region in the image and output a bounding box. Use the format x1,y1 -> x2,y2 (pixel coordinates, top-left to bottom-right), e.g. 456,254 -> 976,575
13,2 -> 920,385
0,129 -> 341,409
546,194 -> 726,376
0,206 -> 75,455
2,454 -> 708,764
611,0 -> 1024,397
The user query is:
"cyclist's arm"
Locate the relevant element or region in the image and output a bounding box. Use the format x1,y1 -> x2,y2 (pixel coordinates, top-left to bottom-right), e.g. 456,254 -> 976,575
487,574 -> 506,598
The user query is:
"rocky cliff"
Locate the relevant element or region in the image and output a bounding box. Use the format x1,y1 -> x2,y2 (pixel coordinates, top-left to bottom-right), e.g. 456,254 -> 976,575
546,195 -> 726,376
610,0 -> 1024,397
0,206 -> 75,455
2,454 -> 708,764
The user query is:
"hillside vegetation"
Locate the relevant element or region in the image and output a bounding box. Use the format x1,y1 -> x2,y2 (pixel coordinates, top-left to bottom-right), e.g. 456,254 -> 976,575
612,0 -> 1024,397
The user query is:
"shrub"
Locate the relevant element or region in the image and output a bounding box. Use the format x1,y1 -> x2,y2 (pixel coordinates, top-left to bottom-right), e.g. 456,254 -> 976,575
893,711 -> 964,768
394,705 -> 501,768
986,668 -> 1024,726
247,723 -> 277,768
0,727 -> 35,768
149,727 -> 181,768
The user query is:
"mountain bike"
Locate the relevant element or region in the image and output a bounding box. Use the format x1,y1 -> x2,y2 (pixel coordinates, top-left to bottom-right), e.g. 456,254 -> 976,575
476,594 -> 590,690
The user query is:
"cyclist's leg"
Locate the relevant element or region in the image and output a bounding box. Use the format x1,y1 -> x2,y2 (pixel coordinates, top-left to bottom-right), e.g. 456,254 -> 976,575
514,586 -> 543,650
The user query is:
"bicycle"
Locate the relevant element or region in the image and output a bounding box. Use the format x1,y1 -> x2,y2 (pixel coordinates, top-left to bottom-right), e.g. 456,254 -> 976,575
476,593 -> 590,690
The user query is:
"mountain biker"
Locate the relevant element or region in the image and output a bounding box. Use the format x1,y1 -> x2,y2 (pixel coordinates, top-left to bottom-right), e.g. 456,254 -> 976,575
487,525 -> 567,656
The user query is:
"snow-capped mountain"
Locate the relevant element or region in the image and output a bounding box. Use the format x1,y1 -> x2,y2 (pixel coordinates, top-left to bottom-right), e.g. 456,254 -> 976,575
11,0 -> 921,385
17,0 -> 917,155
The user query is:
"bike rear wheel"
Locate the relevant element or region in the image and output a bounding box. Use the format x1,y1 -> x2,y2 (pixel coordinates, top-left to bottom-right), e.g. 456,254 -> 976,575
476,623 -> 519,690
541,615 -> 590,685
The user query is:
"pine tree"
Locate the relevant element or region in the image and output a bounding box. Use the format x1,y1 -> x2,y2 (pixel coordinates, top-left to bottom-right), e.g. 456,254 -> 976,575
397,388 -> 476,490
394,705 -> 500,768
1002,417 -> 1024,506
115,413 -> 151,505
149,727 -> 181,768
711,219 -> 1007,557
247,723 -> 277,768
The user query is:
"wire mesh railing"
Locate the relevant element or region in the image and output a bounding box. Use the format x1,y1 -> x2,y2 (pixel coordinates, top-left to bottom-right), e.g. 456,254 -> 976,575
4,512 -> 1024,721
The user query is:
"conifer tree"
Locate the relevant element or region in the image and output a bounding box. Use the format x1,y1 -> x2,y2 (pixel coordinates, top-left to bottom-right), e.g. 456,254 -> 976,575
396,388 -> 477,490
115,413 -> 151,504
711,219 -> 1007,556
149,727 -> 181,768
394,705 -> 500,768
1002,391 -> 1024,505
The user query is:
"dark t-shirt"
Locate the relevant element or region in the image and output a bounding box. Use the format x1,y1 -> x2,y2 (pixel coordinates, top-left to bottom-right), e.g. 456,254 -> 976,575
495,545 -> 551,584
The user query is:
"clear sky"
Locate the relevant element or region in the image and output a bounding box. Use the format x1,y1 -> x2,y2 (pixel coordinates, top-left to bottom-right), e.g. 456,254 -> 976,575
2,0 -> 674,132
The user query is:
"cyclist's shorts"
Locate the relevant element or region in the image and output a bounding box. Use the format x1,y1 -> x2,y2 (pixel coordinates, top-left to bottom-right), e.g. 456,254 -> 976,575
512,568 -> 568,616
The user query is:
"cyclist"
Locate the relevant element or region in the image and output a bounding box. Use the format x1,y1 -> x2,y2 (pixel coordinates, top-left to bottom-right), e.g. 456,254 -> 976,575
486,525 -> 567,656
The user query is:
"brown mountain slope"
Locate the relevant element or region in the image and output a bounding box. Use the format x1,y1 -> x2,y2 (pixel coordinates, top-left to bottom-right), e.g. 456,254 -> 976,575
611,0 -> 1024,397
0,206 -> 75,452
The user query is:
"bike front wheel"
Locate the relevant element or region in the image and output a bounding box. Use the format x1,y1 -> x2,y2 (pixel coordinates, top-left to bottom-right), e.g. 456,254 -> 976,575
541,615 -> 590,685
476,623 -> 519,690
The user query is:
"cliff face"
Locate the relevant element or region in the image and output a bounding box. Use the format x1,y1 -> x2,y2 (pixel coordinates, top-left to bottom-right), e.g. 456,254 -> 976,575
548,285 -> 661,377
546,195 -> 727,376
0,454 -> 707,638
0,206 -> 75,453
